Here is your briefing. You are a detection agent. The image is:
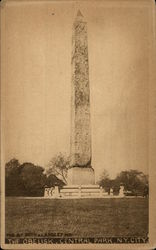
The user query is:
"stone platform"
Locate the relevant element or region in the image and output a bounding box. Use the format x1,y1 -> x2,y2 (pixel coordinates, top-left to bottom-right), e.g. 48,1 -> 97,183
60,185 -> 108,198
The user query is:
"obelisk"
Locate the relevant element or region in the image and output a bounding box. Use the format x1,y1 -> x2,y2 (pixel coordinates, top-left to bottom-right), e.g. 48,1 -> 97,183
67,10 -> 95,185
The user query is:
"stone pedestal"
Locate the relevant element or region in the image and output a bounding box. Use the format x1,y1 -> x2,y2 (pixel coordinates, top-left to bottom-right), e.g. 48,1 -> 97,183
119,185 -> 125,197
110,188 -> 113,196
53,186 -> 60,198
44,187 -> 54,197
67,167 -> 95,185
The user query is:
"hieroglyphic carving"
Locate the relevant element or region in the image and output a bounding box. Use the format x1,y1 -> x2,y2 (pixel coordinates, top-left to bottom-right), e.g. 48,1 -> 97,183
70,11 -> 92,167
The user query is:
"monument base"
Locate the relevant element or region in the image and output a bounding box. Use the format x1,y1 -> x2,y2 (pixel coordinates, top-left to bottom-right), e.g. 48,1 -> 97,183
67,167 -> 95,185
44,185 -> 125,199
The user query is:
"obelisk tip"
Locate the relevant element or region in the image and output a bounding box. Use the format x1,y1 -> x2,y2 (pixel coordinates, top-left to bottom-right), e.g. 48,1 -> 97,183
77,10 -> 83,17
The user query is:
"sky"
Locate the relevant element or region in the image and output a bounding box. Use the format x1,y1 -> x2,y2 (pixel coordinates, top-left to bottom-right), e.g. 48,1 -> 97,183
2,0 -> 153,180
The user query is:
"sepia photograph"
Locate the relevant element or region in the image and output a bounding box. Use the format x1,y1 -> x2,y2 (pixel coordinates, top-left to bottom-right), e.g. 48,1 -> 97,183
1,0 -> 156,249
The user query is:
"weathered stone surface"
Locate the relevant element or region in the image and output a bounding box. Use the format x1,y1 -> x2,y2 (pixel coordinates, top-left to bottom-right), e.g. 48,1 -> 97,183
70,11 -> 92,168
67,167 -> 95,185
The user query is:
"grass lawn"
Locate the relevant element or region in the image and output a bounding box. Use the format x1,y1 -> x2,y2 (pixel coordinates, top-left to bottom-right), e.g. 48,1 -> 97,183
5,197 -> 148,237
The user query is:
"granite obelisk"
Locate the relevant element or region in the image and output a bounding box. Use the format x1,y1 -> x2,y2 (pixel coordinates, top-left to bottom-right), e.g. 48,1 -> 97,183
68,11 -> 95,185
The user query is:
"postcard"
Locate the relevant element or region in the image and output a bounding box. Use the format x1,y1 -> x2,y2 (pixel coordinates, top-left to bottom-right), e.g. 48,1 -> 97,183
1,0 -> 156,249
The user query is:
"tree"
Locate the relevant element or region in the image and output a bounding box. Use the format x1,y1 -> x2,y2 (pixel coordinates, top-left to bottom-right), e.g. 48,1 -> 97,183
5,158 -> 20,177
45,153 -> 70,184
46,174 -> 65,188
5,158 -> 24,196
98,169 -> 112,193
20,163 -> 47,196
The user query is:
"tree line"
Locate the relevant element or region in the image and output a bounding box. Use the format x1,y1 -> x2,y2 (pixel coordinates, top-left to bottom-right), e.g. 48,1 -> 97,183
98,169 -> 148,196
5,154 -> 149,197
5,158 -> 65,196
